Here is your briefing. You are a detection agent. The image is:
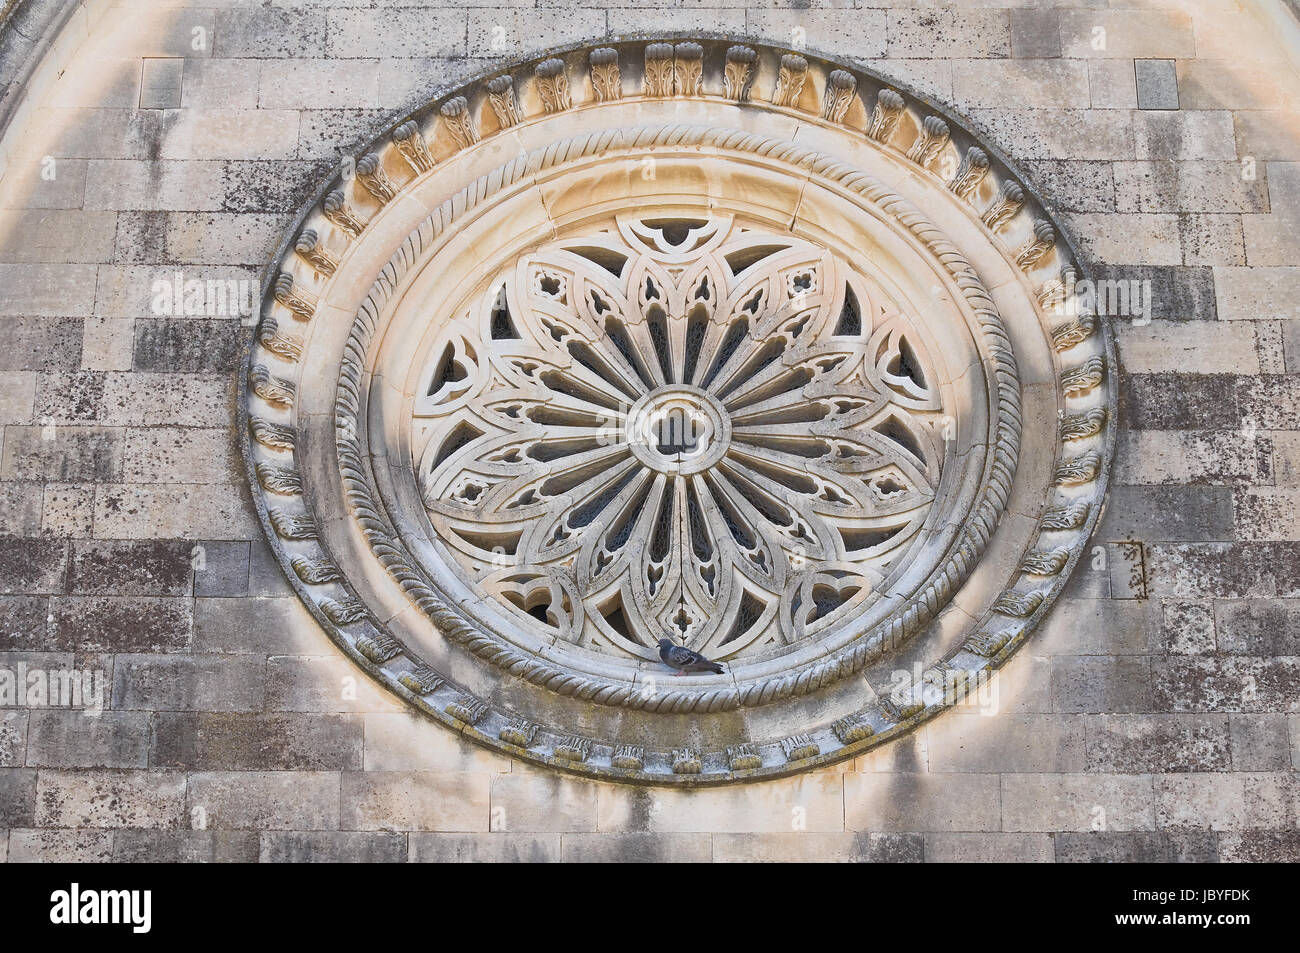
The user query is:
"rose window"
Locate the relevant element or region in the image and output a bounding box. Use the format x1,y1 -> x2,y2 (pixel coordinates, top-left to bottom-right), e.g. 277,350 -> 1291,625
415,215 -> 943,661
244,38 -> 1114,782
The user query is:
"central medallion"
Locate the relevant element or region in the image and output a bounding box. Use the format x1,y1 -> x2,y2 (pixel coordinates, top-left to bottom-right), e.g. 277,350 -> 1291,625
627,386 -> 729,474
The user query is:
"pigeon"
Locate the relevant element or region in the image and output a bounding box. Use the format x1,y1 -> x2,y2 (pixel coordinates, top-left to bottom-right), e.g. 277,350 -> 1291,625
657,638 -> 725,675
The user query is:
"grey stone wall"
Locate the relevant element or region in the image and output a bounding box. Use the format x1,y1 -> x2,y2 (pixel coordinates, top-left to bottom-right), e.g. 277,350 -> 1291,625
0,0 -> 1297,862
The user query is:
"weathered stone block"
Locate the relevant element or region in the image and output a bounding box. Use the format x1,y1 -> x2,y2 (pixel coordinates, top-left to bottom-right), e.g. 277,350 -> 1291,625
1162,601 -> 1216,655
0,768 -> 36,826
1213,599 -> 1300,655
340,771 -> 489,832
1060,10 -> 1195,59
27,710 -> 150,769
112,654 -> 264,711
265,656 -> 403,713
887,9 -> 1010,58
844,773 -> 1000,833
259,831 -> 406,863
152,712 -> 362,771
562,831 -> 715,863
488,772 -> 597,833
69,540 -> 192,596
1135,59 -> 1179,111
0,426 -> 122,482
1154,773 -> 1296,830
1229,713 -> 1293,771
1010,9 -> 1061,59
1115,431 -> 1265,486
192,541 -> 249,598
214,7 -> 327,58
746,11 -> 886,61
1002,773 -> 1156,832
1052,655 -> 1153,713
1085,714 -> 1231,772
363,711 -> 511,773
51,596 -> 192,653
953,59 -> 1088,110
112,829 -> 259,863
0,711 -> 26,766
35,770 -> 186,829
123,427 -> 239,484
408,832 -> 561,863
5,829 -> 113,862
328,9 -> 465,59
33,371 -> 105,423
132,318 -> 247,373
927,713 -> 1086,773
1098,485 -> 1235,542
600,773 -> 845,834
1153,656 -> 1300,712
0,540 -> 66,596
188,770 -> 340,831
924,832 -> 1053,863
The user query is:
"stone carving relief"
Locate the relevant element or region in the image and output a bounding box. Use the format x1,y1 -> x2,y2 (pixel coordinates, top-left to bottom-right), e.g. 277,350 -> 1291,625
241,37 -> 1115,784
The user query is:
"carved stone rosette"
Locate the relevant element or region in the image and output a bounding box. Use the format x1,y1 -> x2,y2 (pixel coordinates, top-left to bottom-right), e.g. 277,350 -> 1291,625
242,38 -> 1115,786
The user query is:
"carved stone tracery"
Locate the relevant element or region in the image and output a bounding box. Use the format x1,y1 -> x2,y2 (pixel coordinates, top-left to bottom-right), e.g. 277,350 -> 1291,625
416,216 -> 943,661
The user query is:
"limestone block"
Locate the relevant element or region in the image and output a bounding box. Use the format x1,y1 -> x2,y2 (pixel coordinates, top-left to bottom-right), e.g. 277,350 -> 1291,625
1001,773 -> 1157,832
925,832 -> 1054,863
747,10 -> 886,60
1059,10 -> 1195,59
362,711 -> 512,773
35,770 -> 187,829
489,772 -> 599,833
151,712 -> 363,771
187,770 -> 341,831
327,9 -> 465,60
1154,773 -> 1296,830
212,7 -> 327,59
92,483 -> 258,540
6,829 -> 113,862
26,710 -> 151,769
844,772 -> 1000,832
926,712 -> 1086,773
112,654 -> 264,712
113,830 -> 258,863
1084,713 -> 1232,772
408,832 -> 561,863
952,59 -> 1089,110
886,9 -> 1010,58
259,60 -> 382,112
339,771 -> 489,832
1162,601 -> 1217,655
259,831 -> 405,863
68,540 -> 192,596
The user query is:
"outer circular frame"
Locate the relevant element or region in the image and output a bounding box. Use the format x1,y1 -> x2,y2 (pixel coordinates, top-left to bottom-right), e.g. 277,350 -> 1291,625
241,35 -> 1116,784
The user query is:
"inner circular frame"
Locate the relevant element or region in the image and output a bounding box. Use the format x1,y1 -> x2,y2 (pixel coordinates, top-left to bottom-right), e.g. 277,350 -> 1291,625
367,160 -> 998,696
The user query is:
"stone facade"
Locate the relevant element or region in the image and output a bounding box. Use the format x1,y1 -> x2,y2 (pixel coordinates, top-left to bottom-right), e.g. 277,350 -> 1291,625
0,0 -> 1298,862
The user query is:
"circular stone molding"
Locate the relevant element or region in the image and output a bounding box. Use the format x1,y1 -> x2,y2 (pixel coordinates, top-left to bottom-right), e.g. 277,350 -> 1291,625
241,36 -> 1115,784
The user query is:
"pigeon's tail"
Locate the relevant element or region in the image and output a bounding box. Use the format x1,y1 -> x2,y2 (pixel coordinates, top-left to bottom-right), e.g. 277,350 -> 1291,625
704,661 -> 724,675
